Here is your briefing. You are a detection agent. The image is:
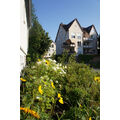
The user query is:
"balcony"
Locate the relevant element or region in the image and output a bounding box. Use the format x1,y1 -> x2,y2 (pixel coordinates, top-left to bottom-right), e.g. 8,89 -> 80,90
70,44 -> 75,47
83,37 -> 93,41
83,45 -> 93,48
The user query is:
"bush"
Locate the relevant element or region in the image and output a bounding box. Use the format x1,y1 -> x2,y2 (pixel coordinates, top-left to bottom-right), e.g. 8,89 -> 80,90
20,57 -> 100,120
20,59 -> 66,119
59,55 -> 100,119
77,54 -> 100,69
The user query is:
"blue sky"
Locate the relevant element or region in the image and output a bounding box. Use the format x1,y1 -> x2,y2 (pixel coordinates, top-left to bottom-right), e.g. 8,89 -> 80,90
32,0 -> 100,41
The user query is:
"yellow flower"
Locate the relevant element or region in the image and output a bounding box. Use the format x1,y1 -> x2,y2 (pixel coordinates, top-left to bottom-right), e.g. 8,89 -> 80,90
20,107 -> 25,110
80,104 -> 82,107
20,107 -> 40,119
38,85 -> 43,95
58,93 -> 61,98
51,82 -> 55,89
59,97 -> 64,104
46,60 -> 50,65
37,59 -> 41,62
94,76 -> 100,82
20,78 -> 26,82
89,117 -> 92,120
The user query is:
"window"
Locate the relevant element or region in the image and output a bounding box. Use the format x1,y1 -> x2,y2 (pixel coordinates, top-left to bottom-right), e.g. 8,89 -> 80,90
51,44 -> 54,48
77,36 -> 81,39
77,33 -> 81,39
71,35 -> 75,38
83,42 -> 89,46
91,35 -> 95,39
71,33 -> 75,38
77,41 -> 81,47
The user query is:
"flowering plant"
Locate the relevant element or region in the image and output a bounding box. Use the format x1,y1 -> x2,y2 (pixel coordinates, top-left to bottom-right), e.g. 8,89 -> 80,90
20,59 -> 65,119
20,58 -> 100,120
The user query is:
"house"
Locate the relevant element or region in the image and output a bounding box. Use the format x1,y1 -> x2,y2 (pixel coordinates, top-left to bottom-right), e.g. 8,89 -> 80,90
20,0 -> 31,72
44,42 -> 56,58
55,19 -> 98,55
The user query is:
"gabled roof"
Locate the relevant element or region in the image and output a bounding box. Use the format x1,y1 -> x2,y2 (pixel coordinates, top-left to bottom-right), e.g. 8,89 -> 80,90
55,19 -> 80,42
55,19 -> 98,42
82,24 -> 98,36
82,25 -> 93,34
61,19 -> 75,31
61,18 -> 83,32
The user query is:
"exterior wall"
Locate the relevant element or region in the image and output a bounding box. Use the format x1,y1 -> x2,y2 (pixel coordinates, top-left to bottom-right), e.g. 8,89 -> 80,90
89,27 -> 97,36
20,0 -> 29,72
69,20 -> 83,54
20,49 -> 26,71
44,42 -> 56,58
89,27 -> 98,54
56,20 -> 98,55
56,26 -> 67,54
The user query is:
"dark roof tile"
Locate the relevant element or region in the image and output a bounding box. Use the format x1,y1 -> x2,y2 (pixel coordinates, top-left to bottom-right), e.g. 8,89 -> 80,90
82,25 -> 93,34
61,19 -> 77,31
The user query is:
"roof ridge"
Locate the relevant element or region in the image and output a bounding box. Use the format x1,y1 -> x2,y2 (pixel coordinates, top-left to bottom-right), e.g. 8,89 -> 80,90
61,18 -> 78,31
82,25 -> 94,34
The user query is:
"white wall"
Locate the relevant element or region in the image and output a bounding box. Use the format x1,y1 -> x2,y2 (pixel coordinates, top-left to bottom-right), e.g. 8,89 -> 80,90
56,26 -> 67,54
69,20 -> 83,54
89,26 -> 98,54
20,0 -> 29,72
44,42 -> 56,58
89,26 -> 98,38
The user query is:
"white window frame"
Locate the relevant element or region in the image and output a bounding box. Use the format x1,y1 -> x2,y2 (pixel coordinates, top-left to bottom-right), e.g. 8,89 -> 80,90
71,33 -> 75,38
77,33 -> 81,39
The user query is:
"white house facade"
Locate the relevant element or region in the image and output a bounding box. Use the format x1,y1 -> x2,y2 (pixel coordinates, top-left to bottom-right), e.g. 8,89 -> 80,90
44,42 -> 56,58
20,0 -> 31,72
55,19 -> 98,55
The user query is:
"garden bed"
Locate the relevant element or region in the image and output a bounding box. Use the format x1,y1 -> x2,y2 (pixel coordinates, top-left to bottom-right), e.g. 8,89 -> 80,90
20,57 -> 100,120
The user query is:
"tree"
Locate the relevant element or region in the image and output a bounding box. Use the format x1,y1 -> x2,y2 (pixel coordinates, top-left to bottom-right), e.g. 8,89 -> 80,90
27,3 -> 52,63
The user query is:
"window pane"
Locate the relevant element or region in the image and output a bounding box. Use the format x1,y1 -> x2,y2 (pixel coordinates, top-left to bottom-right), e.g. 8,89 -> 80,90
77,36 -> 81,39
71,33 -> 75,38
78,41 -> 81,47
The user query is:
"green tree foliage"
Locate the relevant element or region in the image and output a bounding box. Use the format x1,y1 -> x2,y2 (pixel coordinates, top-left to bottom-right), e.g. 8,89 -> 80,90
27,3 -> 52,63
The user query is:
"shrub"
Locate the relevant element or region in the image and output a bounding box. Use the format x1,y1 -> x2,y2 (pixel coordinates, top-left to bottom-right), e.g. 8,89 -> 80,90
20,57 -> 100,120
20,59 -> 66,119
58,55 -> 100,119
77,54 -> 100,69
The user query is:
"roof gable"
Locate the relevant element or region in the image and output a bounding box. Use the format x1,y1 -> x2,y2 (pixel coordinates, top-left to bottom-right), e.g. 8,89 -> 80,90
90,25 -> 98,36
61,18 -> 83,32
55,24 -> 66,42
55,19 -> 98,42
82,25 -> 93,34
82,25 -> 98,36
61,19 -> 75,31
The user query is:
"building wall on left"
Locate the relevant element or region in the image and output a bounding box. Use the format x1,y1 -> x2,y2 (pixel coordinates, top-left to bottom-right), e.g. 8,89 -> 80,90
20,0 -> 29,72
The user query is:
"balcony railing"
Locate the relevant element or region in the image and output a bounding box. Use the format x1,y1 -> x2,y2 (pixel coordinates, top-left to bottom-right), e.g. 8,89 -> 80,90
83,37 -> 93,41
70,44 -> 75,47
83,45 -> 93,48
62,44 -> 75,48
